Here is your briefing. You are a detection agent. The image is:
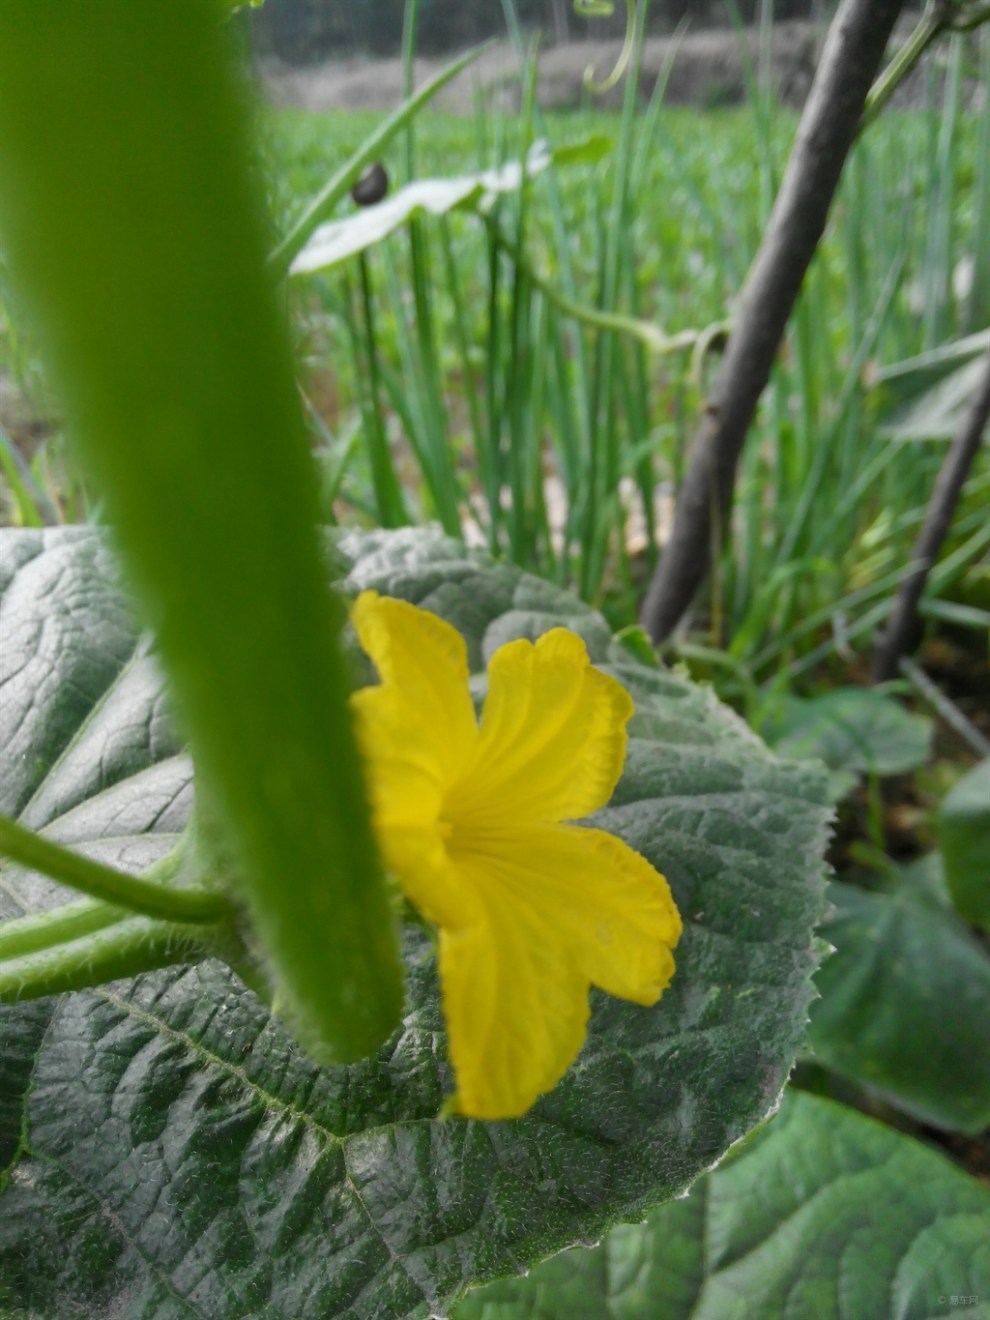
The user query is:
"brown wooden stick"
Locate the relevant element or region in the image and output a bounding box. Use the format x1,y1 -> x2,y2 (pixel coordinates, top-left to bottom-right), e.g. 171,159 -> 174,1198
872,350 -> 990,682
639,0 -> 905,644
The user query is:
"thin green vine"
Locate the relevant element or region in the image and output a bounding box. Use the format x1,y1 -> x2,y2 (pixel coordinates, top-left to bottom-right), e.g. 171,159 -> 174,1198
0,815 -> 231,924
862,0 -> 990,129
575,0 -> 638,94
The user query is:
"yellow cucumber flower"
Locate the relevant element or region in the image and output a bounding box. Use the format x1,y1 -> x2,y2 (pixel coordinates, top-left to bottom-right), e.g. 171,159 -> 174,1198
350,590 -> 682,1120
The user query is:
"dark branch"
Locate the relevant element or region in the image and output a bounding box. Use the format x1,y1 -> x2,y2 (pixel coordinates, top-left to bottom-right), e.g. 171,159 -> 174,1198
639,0 -> 906,644
872,351 -> 990,682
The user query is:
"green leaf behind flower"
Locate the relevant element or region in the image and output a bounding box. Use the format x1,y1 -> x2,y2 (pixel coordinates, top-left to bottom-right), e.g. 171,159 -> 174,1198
454,1089 -> 990,1320
761,687 -> 932,802
939,758 -> 990,932
0,527 -> 831,1319
808,858 -> 990,1134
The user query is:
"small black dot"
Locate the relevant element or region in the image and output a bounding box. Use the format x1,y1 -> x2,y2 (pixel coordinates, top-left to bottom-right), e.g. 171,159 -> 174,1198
352,163 -> 389,207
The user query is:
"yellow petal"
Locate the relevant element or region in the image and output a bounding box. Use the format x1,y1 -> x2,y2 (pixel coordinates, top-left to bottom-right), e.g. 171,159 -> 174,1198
350,685 -> 445,830
439,908 -> 590,1119
448,629 -> 633,826
453,822 -> 680,1000
380,816 -> 478,933
350,685 -> 478,929
351,591 -> 478,786
439,823 -> 681,1118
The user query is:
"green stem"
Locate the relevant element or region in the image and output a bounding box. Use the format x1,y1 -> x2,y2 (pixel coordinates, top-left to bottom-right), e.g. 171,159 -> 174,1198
0,425 -> 48,527
0,915 -> 209,1004
0,897 -> 125,961
0,815 -> 231,925
953,3 -> 990,30
487,221 -> 705,355
0,4 -> 403,1065
358,252 -> 408,526
861,3 -> 946,129
583,0 -> 635,93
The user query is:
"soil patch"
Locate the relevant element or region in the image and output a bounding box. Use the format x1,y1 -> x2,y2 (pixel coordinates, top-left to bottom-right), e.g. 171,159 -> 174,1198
258,16 -> 982,116
260,22 -> 824,115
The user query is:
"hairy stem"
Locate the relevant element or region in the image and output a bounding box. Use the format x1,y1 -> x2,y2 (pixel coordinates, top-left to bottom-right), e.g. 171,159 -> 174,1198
0,816 -> 231,925
0,897 -> 125,961
0,915 -> 209,1004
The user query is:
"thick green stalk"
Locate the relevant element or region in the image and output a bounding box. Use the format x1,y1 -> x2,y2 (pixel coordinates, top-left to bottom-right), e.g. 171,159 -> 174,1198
0,2 -> 403,1062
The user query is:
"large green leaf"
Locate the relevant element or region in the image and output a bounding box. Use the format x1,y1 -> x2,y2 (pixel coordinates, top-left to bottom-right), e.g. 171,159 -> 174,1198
939,758 -> 990,933
872,331 -> 990,441
0,526 -> 830,1319
761,687 -> 932,802
807,857 -> 990,1134
454,1088 -> 990,1320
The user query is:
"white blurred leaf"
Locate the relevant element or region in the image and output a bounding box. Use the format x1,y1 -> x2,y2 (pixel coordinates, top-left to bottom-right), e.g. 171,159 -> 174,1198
290,136 -> 611,276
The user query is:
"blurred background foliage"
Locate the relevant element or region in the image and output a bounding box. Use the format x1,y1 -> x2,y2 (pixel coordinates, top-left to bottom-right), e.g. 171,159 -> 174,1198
251,0 -> 834,61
